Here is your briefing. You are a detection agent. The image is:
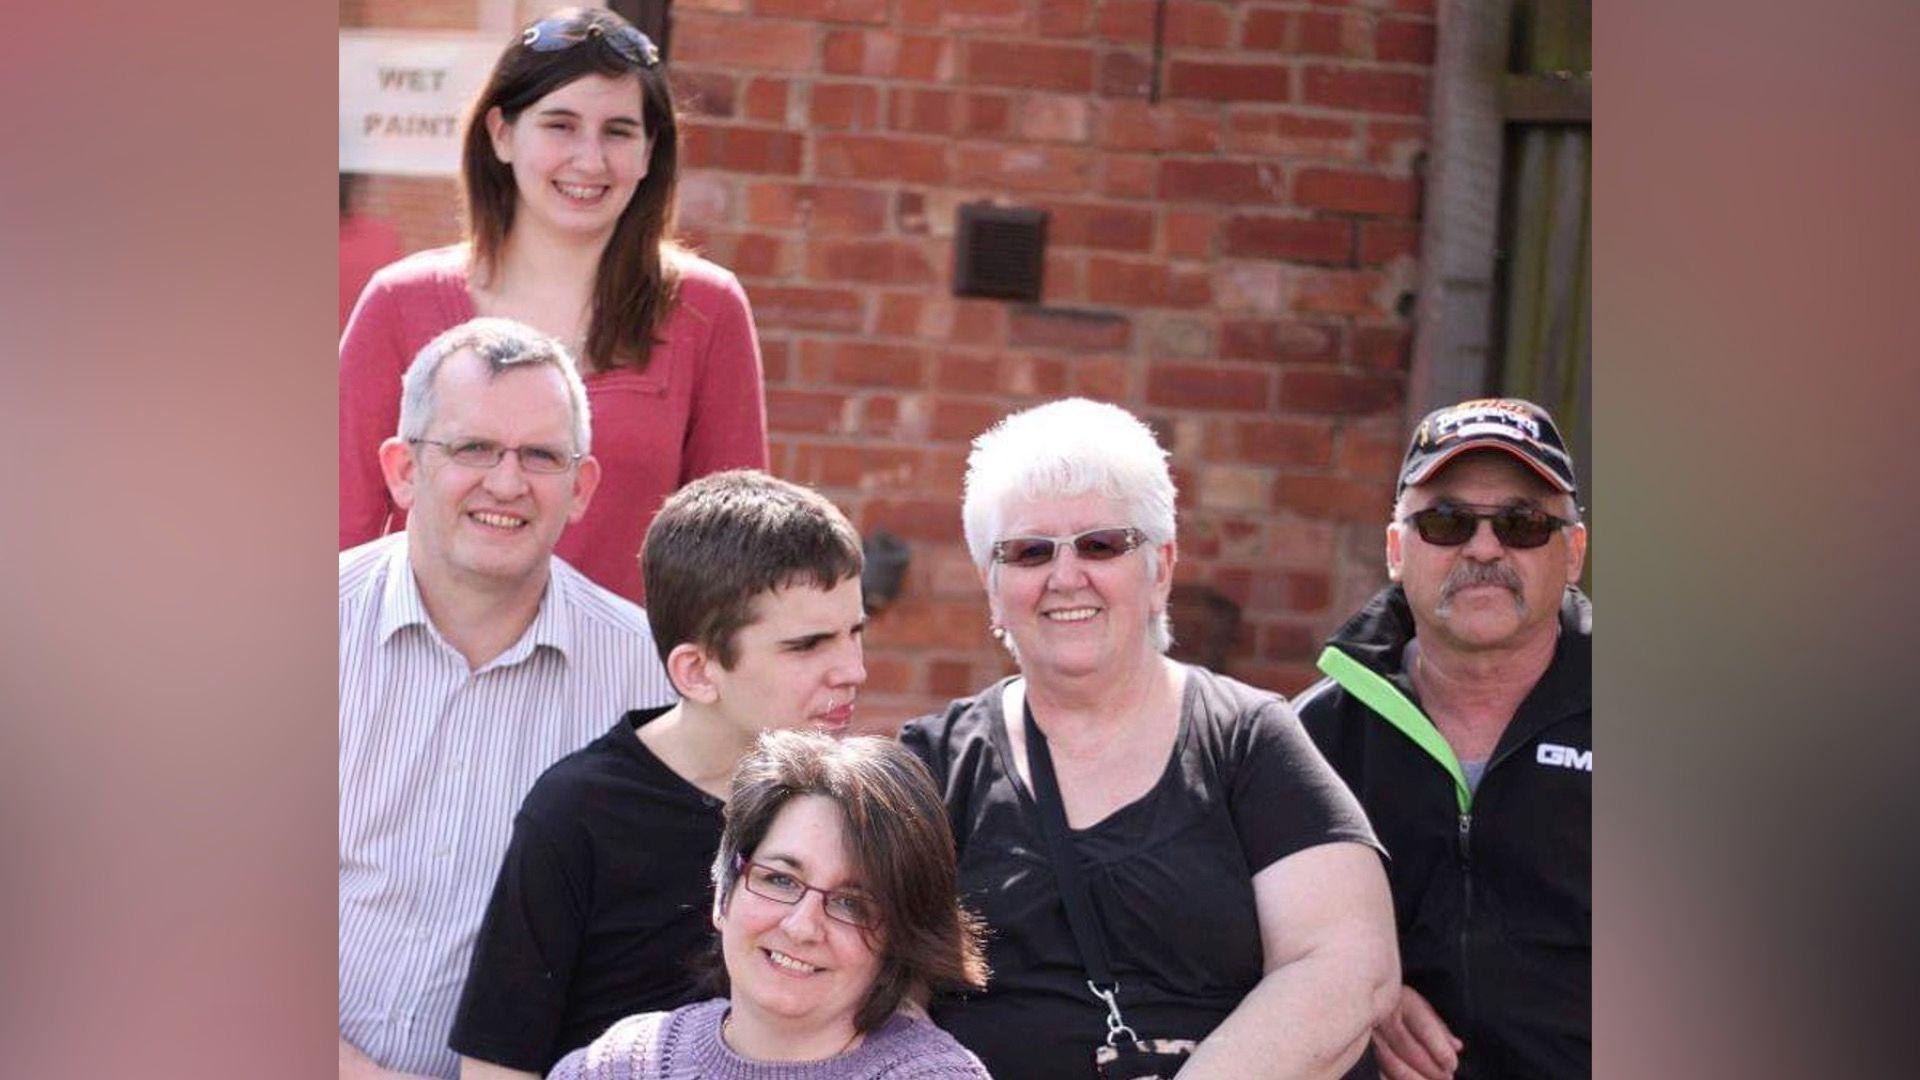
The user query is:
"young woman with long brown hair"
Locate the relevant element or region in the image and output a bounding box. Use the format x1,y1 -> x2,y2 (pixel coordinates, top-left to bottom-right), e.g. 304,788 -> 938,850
340,6 -> 766,604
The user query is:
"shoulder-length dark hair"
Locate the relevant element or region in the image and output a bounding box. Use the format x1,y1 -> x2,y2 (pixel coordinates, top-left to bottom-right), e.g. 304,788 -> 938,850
711,731 -> 989,1032
460,6 -> 681,373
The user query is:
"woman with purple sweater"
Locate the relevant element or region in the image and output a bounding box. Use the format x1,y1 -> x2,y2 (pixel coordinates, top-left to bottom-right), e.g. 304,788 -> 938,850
548,732 -> 991,1080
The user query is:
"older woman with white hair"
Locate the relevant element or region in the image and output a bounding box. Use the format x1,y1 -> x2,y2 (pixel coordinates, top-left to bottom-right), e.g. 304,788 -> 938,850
901,398 -> 1400,1080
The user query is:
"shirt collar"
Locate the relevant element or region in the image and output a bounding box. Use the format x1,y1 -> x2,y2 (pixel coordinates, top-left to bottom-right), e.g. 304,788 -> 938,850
484,566 -> 574,671
375,535 -> 575,668
1324,583 -> 1589,704
376,536 -> 431,644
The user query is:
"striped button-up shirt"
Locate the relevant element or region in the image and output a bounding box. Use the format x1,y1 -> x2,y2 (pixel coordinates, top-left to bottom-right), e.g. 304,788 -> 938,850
339,534 -> 675,1078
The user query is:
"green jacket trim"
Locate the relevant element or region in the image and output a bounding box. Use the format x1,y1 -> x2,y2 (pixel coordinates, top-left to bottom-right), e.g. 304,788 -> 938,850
1315,645 -> 1471,814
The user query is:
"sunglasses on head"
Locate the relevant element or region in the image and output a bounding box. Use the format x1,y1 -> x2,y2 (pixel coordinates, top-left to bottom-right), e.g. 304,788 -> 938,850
521,18 -> 661,68
990,527 -> 1147,568
1403,503 -> 1574,549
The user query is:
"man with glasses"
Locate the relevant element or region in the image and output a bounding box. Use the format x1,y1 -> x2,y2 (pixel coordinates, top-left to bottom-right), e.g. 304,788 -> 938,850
339,318 -> 674,1079
1299,398 -> 1590,1080
448,470 -> 868,1079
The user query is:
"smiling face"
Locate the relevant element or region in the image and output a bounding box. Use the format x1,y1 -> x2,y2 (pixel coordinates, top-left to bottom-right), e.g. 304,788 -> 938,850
486,72 -> 651,242
380,349 -> 598,594
718,795 -> 883,1045
1388,451 -> 1586,654
986,492 -> 1174,682
702,575 -> 869,739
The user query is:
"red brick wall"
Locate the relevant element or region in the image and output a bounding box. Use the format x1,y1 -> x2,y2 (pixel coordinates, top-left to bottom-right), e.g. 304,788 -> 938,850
341,0 -> 477,30
350,174 -> 466,255
342,0 -> 1437,729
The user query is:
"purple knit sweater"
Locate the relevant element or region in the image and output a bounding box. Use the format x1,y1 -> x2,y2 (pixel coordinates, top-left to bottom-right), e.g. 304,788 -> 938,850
547,998 -> 992,1080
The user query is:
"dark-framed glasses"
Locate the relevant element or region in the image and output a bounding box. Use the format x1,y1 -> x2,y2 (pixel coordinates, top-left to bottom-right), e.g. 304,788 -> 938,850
1402,503 -> 1574,549
736,856 -> 879,929
990,527 -> 1147,568
521,18 -> 661,68
410,438 -> 582,475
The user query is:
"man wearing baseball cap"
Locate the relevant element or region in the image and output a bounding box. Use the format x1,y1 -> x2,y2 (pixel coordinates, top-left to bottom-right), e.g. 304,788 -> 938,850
1298,398 -> 1590,1079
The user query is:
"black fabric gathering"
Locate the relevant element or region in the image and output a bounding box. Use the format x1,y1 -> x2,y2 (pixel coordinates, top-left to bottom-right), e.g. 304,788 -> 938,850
901,665 -> 1382,1080
449,707 -> 726,1074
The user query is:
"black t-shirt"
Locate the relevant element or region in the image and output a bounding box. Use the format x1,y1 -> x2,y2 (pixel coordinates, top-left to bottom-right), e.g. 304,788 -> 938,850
900,666 -> 1381,1080
448,707 -> 725,1073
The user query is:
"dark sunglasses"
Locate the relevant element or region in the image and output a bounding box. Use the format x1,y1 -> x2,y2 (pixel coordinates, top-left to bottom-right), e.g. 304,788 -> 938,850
1403,504 -> 1574,549
522,18 -> 661,68
990,527 -> 1147,568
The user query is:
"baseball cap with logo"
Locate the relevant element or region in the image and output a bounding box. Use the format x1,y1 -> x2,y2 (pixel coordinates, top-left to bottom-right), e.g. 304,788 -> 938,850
1397,398 -> 1578,499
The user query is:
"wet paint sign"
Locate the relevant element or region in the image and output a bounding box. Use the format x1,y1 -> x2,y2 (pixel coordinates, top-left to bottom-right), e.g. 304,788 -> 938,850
339,31 -> 497,176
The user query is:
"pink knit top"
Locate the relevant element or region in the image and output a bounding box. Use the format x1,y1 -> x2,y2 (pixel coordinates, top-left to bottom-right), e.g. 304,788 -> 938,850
338,245 -> 768,604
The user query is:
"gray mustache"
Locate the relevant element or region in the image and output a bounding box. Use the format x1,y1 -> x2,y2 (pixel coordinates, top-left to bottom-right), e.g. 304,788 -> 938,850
1442,561 -> 1523,600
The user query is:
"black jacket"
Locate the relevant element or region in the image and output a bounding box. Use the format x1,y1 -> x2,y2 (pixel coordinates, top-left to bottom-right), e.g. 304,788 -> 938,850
1298,585 -> 1590,1079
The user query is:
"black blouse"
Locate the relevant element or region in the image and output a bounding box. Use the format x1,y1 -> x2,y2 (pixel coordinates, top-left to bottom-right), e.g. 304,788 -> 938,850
900,665 -> 1380,1080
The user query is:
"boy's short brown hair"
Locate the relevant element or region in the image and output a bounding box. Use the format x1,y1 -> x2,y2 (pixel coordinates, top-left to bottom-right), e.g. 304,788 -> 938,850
641,470 -> 863,671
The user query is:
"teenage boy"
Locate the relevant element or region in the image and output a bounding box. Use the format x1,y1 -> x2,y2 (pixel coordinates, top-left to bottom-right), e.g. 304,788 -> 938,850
447,470 -> 869,1078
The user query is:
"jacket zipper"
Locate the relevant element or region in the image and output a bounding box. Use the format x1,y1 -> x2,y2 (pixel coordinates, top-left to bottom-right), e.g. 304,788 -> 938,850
1457,810 -> 1474,1031
1454,729 -> 1543,1049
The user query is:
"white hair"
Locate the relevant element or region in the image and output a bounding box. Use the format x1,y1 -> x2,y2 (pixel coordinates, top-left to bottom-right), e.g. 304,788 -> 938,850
962,398 -> 1178,653
397,317 -> 593,453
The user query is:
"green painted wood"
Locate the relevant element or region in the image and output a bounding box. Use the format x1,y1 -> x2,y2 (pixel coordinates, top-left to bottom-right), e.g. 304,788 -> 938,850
1512,0 -> 1591,74
1495,0 -> 1591,592
1497,128 -> 1589,456
1504,72 -> 1591,122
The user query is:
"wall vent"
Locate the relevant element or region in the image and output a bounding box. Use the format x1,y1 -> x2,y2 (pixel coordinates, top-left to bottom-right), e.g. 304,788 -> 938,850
953,203 -> 1047,302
